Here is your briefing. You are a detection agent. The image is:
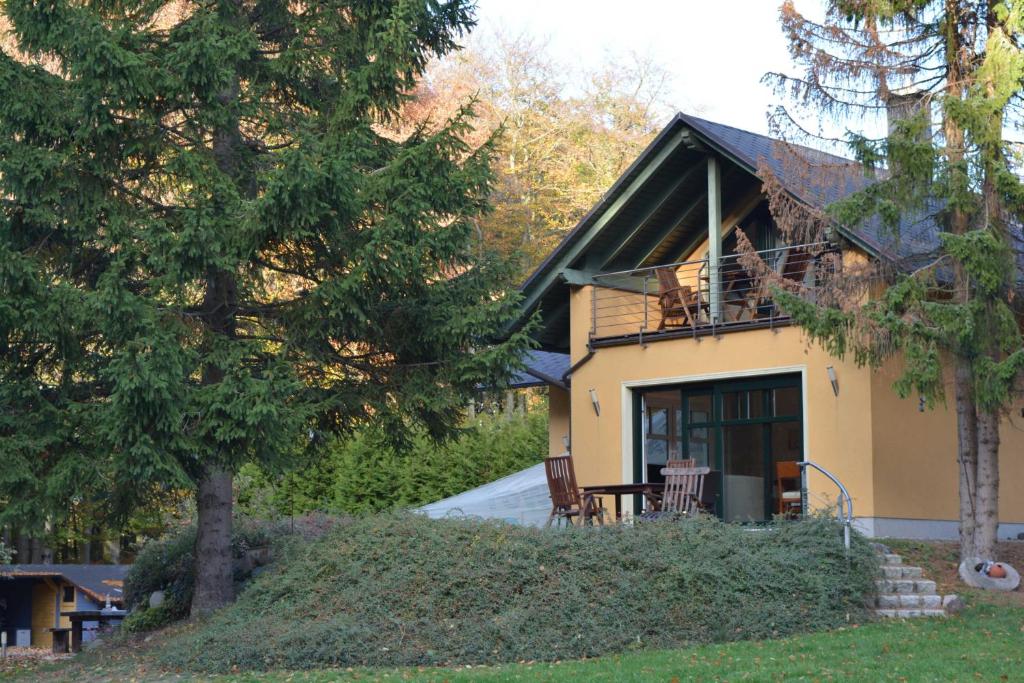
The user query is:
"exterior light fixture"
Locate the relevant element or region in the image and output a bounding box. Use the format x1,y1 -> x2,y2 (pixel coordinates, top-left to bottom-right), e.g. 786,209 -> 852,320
561,435 -> 571,450
919,397 -> 926,413
589,388 -> 601,416
826,366 -> 839,397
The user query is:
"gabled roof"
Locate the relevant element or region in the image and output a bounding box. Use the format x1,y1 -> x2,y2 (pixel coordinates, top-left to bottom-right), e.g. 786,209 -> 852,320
516,112 -> 946,350
1,564 -> 130,605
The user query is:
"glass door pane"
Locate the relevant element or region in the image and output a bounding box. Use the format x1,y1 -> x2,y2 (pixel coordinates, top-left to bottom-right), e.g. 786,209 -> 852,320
685,427 -> 714,467
770,421 -> 803,515
721,423 -> 766,522
643,390 -> 682,483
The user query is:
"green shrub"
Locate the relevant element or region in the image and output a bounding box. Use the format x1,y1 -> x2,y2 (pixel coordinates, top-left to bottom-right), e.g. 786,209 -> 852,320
123,515 -> 330,628
123,524 -> 197,622
160,512 -> 878,673
236,410 -> 547,516
122,601 -> 180,633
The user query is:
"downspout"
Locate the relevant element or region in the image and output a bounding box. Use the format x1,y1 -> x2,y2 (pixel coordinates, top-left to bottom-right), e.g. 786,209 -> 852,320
560,345 -> 596,455
561,346 -> 595,387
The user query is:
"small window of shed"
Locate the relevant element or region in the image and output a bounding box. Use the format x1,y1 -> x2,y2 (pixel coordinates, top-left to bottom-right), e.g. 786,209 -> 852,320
63,586 -> 75,603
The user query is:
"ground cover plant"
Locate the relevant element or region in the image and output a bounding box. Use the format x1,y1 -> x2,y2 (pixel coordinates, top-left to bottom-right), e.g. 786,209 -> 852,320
157,513 -> 876,673
8,549 -> 1024,682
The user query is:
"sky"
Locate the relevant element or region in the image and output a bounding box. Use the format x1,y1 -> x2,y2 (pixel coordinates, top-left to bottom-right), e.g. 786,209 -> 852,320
474,0 -> 826,136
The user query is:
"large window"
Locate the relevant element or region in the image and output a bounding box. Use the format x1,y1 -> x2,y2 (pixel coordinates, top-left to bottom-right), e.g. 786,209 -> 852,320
637,375 -> 803,521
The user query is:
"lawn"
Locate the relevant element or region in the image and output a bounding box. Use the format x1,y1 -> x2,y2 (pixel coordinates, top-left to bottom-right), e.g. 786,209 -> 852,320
5,601 -> 1022,682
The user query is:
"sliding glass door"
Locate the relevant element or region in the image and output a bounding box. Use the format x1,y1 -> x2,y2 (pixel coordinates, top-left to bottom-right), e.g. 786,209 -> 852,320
637,375 -> 803,521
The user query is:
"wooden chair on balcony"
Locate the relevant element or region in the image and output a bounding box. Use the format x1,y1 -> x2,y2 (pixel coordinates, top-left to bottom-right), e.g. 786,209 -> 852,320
654,267 -> 707,330
544,453 -> 606,527
775,460 -> 803,517
733,247 -> 815,321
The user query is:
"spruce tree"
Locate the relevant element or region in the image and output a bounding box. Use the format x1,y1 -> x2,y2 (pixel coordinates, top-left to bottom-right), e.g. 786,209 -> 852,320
0,0 -> 529,611
758,0 -> 1024,563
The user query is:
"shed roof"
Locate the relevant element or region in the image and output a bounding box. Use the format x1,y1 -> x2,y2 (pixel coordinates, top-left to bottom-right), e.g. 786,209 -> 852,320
0,564 -> 130,606
507,350 -> 570,389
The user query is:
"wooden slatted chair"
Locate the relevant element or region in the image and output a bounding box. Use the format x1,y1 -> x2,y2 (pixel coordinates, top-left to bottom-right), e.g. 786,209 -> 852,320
654,267 -> 707,330
781,248 -> 813,286
774,460 -> 803,517
660,466 -> 711,515
645,459 -> 696,512
544,453 -> 605,527
638,466 -> 713,521
738,247 -> 815,321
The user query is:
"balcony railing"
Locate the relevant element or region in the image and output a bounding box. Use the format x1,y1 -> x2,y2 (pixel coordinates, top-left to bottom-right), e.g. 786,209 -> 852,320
589,243 -> 832,344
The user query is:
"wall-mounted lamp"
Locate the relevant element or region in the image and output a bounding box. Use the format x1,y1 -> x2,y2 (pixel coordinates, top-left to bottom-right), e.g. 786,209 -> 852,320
919,397 -> 926,413
826,366 -> 839,397
589,388 -> 601,416
562,435 -> 571,450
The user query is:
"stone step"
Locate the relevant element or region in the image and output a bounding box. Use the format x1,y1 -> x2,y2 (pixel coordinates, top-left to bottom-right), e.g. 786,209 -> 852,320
875,578 -> 937,594
876,593 -> 942,609
881,564 -> 923,579
875,608 -> 947,618
880,553 -> 903,565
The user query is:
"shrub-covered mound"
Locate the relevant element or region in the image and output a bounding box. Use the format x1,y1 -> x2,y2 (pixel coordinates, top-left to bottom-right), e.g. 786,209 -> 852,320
161,513 -> 877,673
124,514 -> 343,631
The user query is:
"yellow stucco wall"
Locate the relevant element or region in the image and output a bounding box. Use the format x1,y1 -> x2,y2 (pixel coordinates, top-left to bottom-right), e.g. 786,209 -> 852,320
870,359 -> 1024,524
31,580 -> 56,649
59,583 -> 75,629
567,285 -> 877,519
547,387 -> 571,456
563,282 -> 1024,527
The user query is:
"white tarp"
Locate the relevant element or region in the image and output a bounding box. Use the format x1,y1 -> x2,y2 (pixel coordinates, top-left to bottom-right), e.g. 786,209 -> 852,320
416,462 -> 551,527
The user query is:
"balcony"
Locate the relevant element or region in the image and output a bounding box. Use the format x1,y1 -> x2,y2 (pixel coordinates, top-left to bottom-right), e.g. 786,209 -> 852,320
588,243 -> 833,345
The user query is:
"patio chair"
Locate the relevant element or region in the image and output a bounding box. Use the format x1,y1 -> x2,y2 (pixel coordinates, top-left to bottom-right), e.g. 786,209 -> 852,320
654,267 -> 707,330
660,466 -> 712,515
645,459 -> 696,511
774,460 -> 803,517
544,453 -> 605,527
638,466 -> 712,521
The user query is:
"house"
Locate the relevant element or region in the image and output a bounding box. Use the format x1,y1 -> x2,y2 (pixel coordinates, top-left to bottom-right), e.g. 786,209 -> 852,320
0,564 -> 129,649
515,112 -> 1024,539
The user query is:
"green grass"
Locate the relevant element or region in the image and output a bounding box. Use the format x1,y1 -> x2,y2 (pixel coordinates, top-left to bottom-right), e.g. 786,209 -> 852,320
7,602 -> 1023,682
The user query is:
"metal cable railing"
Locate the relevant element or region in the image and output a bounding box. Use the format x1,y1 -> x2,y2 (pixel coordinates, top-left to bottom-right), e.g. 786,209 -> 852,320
589,243 -> 833,342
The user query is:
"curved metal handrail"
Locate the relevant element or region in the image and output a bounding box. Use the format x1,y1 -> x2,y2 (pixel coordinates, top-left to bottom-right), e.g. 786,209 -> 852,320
797,460 -> 854,550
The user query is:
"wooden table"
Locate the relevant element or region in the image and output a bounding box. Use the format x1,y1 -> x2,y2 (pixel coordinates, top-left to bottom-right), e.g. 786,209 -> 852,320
581,482 -> 664,520
60,610 -> 126,652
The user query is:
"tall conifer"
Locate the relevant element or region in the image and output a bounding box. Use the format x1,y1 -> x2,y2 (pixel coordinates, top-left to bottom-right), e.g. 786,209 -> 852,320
0,0 -> 529,611
759,0 -> 1024,562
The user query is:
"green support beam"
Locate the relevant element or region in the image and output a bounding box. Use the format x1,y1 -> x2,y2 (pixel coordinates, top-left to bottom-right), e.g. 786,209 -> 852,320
517,130 -> 688,318
592,160 -> 705,271
633,190 -> 708,268
707,156 -> 723,323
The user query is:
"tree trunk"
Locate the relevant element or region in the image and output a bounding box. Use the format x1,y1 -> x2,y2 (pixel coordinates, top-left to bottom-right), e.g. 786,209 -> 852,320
190,3 -> 248,613
192,465 -> 235,614
955,359 -> 979,560
974,407 -> 1001,559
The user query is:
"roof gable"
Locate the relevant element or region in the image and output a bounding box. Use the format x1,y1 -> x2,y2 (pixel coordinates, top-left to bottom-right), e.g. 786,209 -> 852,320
515,113 -> 946,350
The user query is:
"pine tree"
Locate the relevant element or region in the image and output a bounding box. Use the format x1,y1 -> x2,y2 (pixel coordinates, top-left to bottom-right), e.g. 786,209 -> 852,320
0,0 -> 530,612
758,0 -> 1024,563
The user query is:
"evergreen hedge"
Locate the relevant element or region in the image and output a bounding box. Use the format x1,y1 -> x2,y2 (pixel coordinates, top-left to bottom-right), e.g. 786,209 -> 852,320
236,411 -> 547,516
161,513 -> 877,673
